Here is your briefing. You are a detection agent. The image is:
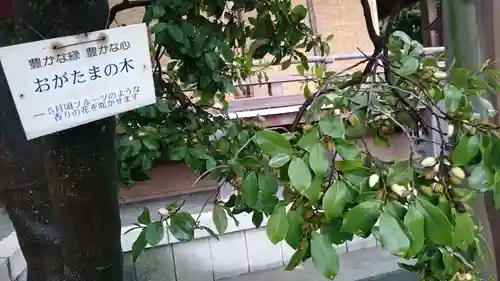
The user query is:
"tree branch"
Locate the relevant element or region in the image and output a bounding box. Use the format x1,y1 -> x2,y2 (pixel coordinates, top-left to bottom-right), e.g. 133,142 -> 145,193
290,0 -> 382,131
360,0 -> 382,49
107,0 -> 151,28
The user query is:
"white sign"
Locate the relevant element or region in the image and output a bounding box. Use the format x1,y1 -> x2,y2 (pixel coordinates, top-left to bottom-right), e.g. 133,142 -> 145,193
0,23 -> 156,140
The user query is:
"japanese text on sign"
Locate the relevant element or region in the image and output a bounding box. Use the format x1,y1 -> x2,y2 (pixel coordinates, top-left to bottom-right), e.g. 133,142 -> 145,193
0,23 -> 156,140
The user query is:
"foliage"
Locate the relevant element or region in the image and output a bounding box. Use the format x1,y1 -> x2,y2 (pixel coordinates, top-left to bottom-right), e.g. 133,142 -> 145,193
117,0 -> 500,281
116,0 -> 326,185
380,2 -> 423,43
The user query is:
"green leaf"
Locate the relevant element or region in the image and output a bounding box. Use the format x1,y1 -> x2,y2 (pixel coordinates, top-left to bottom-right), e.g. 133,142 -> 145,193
168,146 -> 187,161
319,116 -> 345,139
397,56 -> 419,76
291,5 -> 308,21
453,212 -> 475,251
252,211 -> 264,228
213,204 -> 228,234
298,127 -> 320,151
288,157 -> 312,193
374,132 -> 391,148
169,212 -> 195,242
254,130 -> 294,157
258,169 -> 279,195
204,53 -> 218,70
334,139 -> 361,160
151,22 -> 167,34
248,39 -> 270,55
132,229 -> 147,262
404,205 -> 425,257
142,138 -> 159,150
285,209 -> 304,249
309,143 -> 329,175
166,24 -> 184,43
377,210 -> 411,256
323,181 -> 350,220
387,161 -> 413,185
340,200 -> 382,238
152,5 -> 165,17
145,222 -> 164,246
138,207 -> 151,225
444,84 -> 463,113
285,241 -> 309,271
485,138 -> 500,170
481,97 -> 497,117
269,153 -> 291,168
305,176 -> 322,203
311,232 -> 340,280
415,199 -> 453,245
452,134 -> 480,166
200,226 -> 219,241
266,206 -> 289,244
243,172 -> 259,208
281,59 -> 292,70
321,218 -> 353,245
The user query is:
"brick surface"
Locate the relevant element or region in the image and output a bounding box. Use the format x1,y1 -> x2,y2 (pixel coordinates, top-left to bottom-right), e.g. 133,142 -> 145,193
244,228 -> 283,272
8,249 -> 26,280
123,246 -> 176,281
0,258 -> 10,281
15,270 -> 26,281
209,232 -> 249,280
173,238 -> 214,281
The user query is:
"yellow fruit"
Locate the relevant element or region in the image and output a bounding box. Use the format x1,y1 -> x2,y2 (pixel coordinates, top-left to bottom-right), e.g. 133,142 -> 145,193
450,167 -> 466,180
433,164 -> 440,173
420,185 -> 434,197
424,170 -> 437,180
434,183 -> 444,194
433,71 -> 447,79
421,157 -> 438,167
303,124 -> 313,132
438,195 -> 448,203
450,176 -> 463,185
452,188 -> 466,198
391,184 -> 406,197
368,174 -> 380,188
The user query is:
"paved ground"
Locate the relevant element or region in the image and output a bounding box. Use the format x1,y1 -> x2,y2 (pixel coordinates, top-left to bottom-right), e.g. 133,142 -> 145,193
0,211 -> 13,239
223,247 -> 418,281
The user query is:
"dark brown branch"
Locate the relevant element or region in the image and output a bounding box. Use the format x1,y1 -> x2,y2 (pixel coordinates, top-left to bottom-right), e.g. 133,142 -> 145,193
107,0 -> 151,28
290,0 -> 382,131
360,0 -> 383,49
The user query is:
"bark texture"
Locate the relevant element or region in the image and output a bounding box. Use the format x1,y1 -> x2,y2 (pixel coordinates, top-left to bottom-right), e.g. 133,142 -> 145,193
0,1 -> 123,280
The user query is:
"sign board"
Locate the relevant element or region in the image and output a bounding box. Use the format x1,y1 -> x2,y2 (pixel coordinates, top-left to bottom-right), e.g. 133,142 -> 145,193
0,23 -> 156,140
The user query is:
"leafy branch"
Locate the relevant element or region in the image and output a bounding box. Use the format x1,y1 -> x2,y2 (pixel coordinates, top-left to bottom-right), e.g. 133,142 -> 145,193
115,1 -> 500,280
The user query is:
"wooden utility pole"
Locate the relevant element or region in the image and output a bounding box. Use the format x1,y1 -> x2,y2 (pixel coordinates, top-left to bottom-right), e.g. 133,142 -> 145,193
0,1 -> 123,281
441,0 -> 498,279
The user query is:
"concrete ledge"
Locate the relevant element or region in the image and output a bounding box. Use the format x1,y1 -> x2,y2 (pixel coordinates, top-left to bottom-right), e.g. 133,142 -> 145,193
1,211 -> 379,281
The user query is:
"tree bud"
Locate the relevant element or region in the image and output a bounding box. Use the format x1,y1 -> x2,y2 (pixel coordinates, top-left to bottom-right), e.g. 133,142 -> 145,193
450,167 -> 466,180
421,157 -> 437,167
157,208 -> 169,217
368,174 -> 380,188
433,71 -> 447,79
447,124 -> 454,136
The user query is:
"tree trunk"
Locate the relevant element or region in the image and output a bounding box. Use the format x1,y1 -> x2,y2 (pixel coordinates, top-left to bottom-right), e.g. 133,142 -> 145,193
0,1 -> 123,281
441,0 -> 498,279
